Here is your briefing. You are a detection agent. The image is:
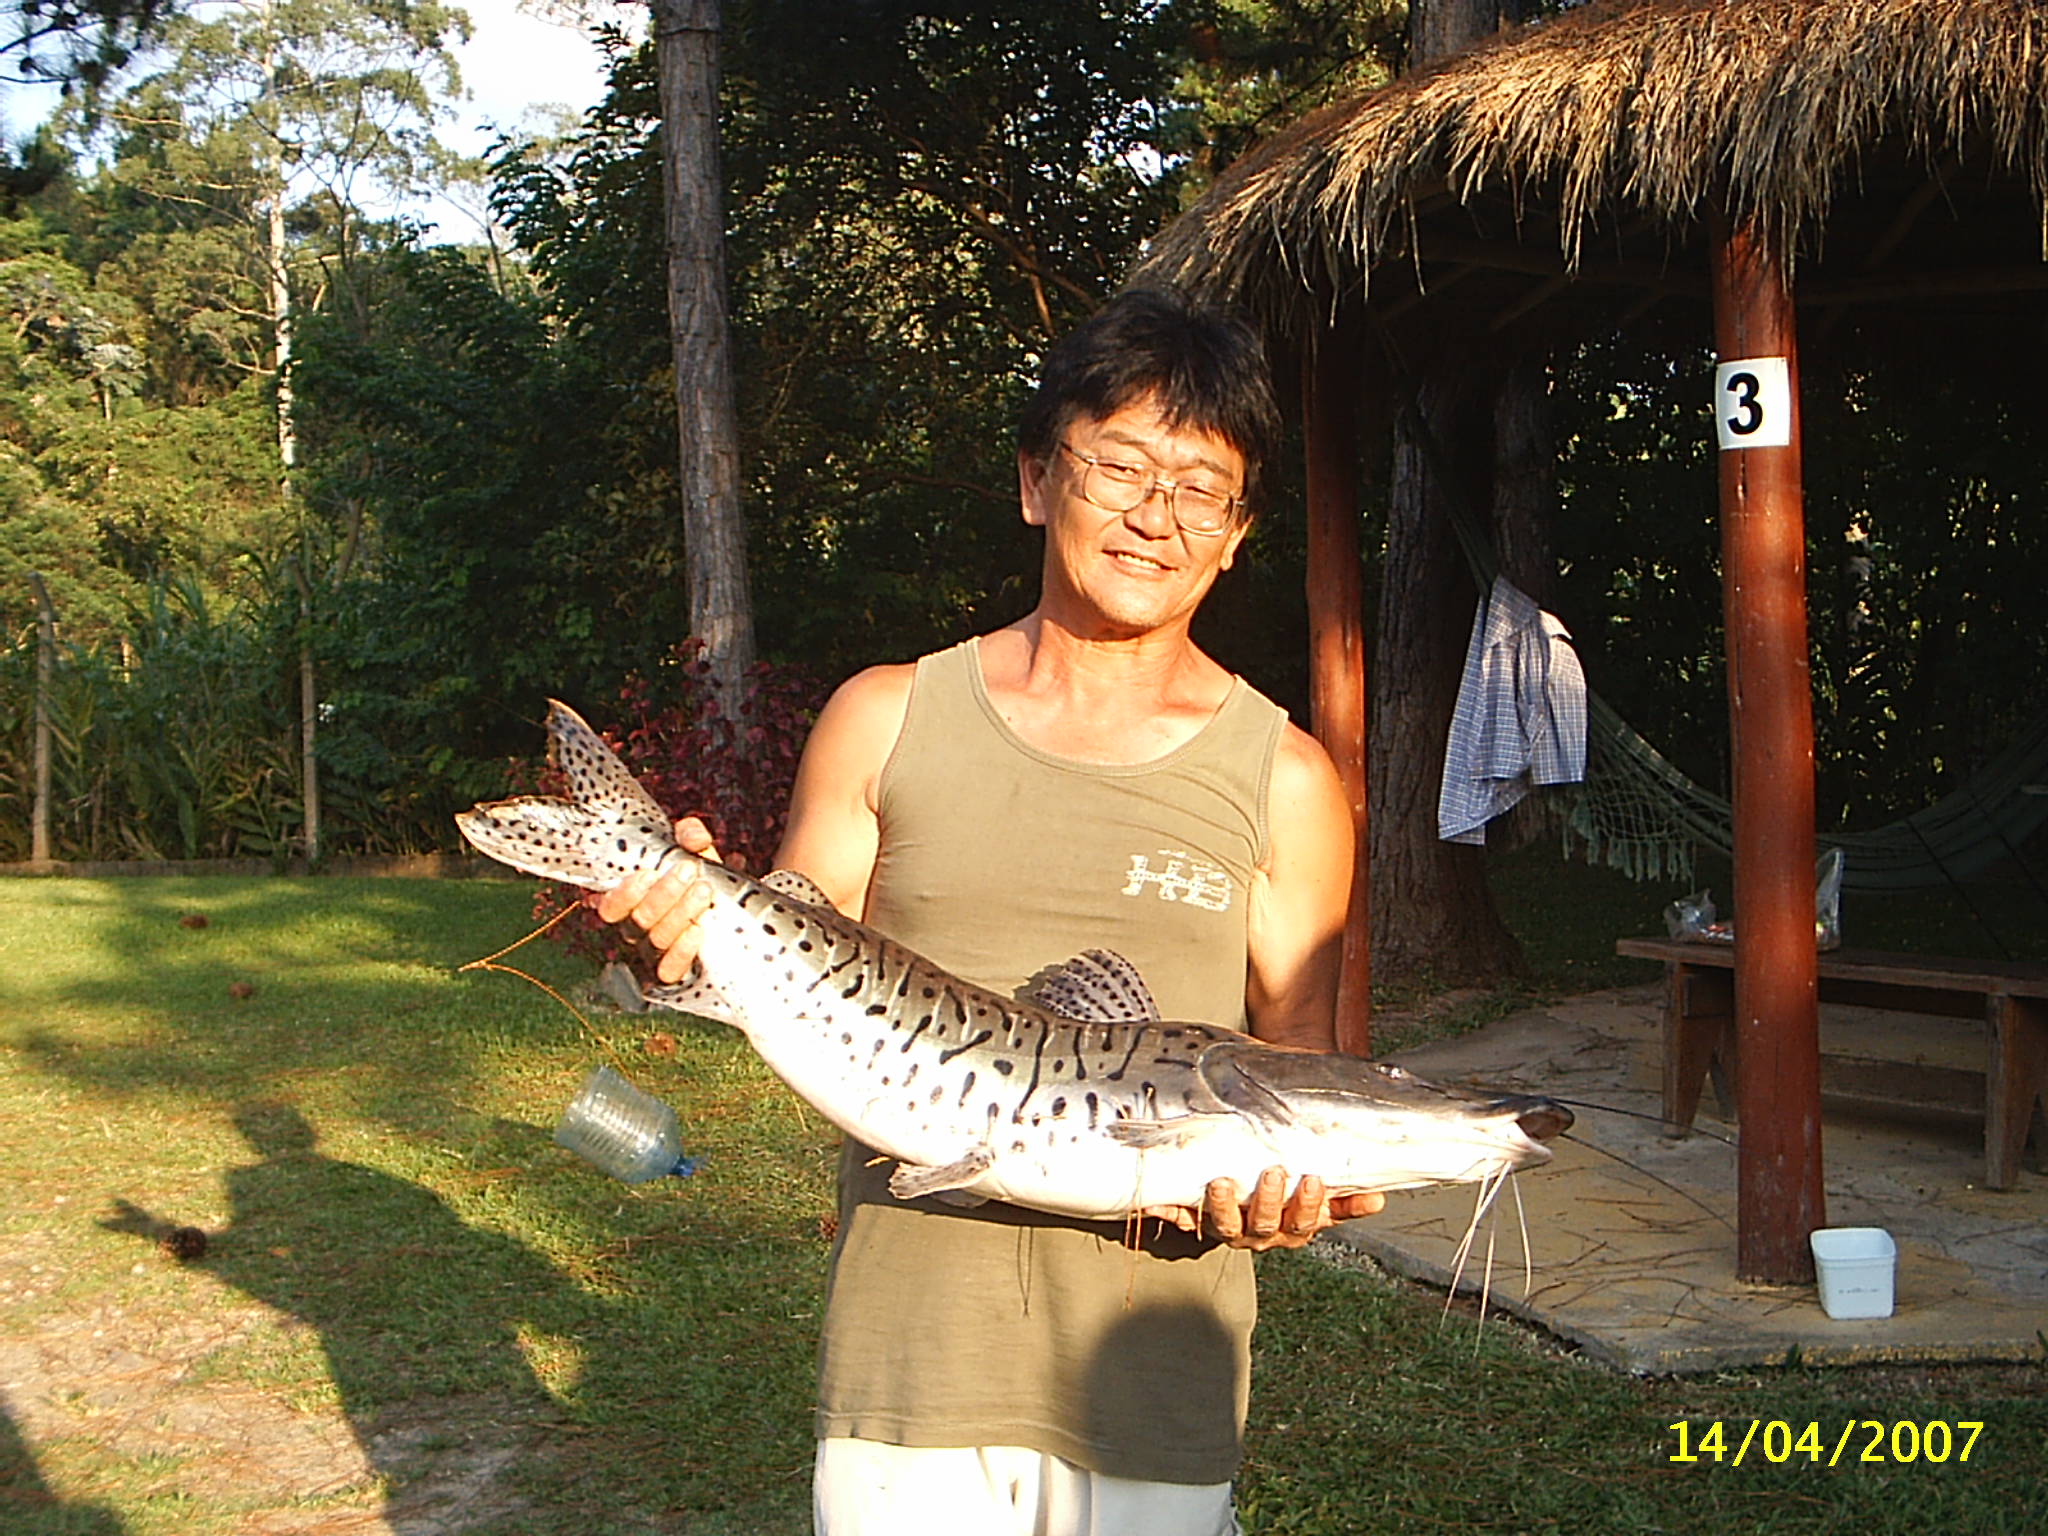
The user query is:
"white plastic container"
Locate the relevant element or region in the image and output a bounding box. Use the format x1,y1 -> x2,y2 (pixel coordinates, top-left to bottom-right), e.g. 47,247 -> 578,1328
554,1064 -> 699,1184
1809,1227 -> 1897,1319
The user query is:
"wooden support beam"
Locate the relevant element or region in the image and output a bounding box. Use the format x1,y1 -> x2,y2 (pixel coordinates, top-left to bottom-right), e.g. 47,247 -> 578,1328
1303,325 -> 1372,1056
1709,210 -> 1827,1286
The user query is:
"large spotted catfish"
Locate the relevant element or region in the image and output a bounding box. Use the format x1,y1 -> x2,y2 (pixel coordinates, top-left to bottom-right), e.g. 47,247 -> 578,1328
458,701 -> 1572,1221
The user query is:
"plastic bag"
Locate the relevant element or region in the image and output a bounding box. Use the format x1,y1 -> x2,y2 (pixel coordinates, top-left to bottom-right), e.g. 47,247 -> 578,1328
1665,848 -> 1845,948
1665,889 -> 1731,943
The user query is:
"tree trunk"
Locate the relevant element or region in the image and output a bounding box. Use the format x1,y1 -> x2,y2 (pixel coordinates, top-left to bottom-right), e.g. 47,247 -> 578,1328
1407,0 -> 1518,66
1478,358 -> 1561,855
1369,369 -> 1525,980
260,1 -> 317,862
1364,0 -> 1535,982
653,0 -> 755,700
1490,357 -> 1555,604
29,572 -> 55,865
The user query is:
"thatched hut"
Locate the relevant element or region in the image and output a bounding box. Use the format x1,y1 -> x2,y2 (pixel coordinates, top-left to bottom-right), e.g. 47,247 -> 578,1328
1145,0 -> 2048,347
1137,0 -> 2048,1281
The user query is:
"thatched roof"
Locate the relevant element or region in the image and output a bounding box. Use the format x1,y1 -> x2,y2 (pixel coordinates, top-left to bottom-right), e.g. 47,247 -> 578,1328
1140,0 -> 2048,349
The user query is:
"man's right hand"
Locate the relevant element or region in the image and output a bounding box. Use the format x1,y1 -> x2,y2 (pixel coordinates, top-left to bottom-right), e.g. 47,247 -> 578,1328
591,817 -> 722,983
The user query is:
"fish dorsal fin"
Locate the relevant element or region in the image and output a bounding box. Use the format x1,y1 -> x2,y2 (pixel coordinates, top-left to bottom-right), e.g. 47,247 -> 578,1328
545,700 -> 671,827
1021,949 -> 1160,1023
761,868 -> 837,910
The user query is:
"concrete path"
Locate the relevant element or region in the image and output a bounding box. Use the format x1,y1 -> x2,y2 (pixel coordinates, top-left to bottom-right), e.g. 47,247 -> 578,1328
1330,985 -> 2048,1373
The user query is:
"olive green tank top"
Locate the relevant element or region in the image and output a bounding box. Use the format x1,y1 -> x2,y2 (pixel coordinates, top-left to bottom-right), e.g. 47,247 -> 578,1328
814,637 -> 1288,1484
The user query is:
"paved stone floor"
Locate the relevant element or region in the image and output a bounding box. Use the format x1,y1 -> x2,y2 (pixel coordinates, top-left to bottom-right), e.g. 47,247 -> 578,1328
1329,984 -> 2048,1373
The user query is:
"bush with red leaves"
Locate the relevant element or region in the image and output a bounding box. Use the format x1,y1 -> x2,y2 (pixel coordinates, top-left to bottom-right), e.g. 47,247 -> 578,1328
523,643 -> 827,967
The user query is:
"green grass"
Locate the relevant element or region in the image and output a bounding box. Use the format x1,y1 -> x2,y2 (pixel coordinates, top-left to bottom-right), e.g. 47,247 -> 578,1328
1,877 -> 832,1534
2,872 -> 2044,1534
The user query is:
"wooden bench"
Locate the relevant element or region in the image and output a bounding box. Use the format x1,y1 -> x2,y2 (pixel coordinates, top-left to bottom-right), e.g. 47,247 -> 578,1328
1615,937 -> 2048,1189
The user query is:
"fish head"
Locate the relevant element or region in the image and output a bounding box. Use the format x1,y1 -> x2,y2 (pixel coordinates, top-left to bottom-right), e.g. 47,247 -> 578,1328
1200,1045 -> 1574,1192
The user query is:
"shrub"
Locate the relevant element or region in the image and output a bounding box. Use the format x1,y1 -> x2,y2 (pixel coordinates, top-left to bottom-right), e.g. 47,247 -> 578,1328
526,643 -> 827,967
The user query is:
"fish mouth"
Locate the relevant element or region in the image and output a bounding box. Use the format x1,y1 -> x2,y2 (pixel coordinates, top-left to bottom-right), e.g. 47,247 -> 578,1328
1493,1096 -> 1573,1144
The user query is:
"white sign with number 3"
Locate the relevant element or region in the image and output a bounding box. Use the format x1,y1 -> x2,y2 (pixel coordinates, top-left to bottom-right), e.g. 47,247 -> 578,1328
1714,357 -> 1793,450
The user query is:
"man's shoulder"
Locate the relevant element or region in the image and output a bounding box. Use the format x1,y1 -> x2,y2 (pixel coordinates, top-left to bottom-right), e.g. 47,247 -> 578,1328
818,660 -> 920,748
1264,715 -> 1348,831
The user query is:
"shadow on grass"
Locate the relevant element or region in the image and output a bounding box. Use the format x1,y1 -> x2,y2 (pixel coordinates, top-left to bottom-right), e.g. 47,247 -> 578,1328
99,1102 -> 583,1511
5,879 -> 825,1531
1,1397 -> 127,1535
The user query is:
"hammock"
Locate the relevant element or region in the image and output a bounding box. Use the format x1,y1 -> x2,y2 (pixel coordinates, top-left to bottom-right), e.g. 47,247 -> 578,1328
1564,697 -> 2048,893
1417,401 -> 2048,895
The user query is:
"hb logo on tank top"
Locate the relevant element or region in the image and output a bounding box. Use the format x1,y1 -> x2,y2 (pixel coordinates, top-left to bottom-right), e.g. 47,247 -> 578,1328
1120,849 -> 1234,912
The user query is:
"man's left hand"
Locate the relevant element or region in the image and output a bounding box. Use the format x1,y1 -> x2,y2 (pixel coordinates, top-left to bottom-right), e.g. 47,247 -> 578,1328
1143,1168 -> 1384,1251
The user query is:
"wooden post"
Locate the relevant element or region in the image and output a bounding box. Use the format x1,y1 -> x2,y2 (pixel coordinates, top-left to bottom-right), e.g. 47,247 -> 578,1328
28,572 -> 55,866
1302,326 -> 1371,1055
1709,210 -> 1826,1284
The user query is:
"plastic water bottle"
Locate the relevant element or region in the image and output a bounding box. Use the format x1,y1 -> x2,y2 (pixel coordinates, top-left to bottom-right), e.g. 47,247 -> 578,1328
554,1064 -> 700,1184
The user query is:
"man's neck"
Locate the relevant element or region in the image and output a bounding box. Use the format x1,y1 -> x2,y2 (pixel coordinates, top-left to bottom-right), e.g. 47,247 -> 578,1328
974,614 -> 1233,765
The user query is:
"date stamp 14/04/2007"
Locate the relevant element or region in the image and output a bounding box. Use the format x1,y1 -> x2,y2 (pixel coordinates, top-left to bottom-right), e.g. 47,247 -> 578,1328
1668,1420 -> 1984,1467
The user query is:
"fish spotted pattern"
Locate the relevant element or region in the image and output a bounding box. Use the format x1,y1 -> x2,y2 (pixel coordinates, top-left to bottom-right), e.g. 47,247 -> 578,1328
456,701 -> 1572,1220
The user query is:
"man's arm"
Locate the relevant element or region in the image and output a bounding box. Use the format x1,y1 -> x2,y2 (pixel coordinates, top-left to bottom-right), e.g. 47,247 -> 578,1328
771,663 -> 914,914
1244,722 -> 1355,1051
594,664 -> 913,974
1187,723 -> 1383,1249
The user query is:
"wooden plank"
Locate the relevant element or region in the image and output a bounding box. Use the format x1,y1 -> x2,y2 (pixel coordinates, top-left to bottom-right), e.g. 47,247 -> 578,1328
1618,937 -> 2048,998
1819,1058 -> 1985,1121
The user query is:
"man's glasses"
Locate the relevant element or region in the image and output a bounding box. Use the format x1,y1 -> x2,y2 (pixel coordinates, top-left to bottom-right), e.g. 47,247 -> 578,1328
1057,441 -> 1243,536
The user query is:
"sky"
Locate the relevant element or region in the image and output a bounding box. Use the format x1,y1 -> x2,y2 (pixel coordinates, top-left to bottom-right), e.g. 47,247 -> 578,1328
420,0 -> 638,241
2,0 -> 636,240
444,1 -> 631,152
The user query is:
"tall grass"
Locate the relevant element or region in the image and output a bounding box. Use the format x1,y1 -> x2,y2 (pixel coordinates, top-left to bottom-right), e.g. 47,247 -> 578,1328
0,579 -> 304,862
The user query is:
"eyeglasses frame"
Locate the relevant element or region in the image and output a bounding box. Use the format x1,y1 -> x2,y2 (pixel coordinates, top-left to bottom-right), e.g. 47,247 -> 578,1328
1054,440 -> 1245,537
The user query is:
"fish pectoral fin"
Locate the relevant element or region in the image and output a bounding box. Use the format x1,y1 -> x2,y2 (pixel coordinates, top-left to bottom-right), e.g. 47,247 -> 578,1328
639,967 -> 736,1025
1195,1042 -> 1301,1128
888,1148 -> 995,1201
1103,1114 -> 1223,1151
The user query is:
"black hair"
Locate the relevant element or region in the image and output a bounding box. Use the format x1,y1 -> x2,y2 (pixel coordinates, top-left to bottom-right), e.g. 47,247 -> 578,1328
1018,286 -> 1282,517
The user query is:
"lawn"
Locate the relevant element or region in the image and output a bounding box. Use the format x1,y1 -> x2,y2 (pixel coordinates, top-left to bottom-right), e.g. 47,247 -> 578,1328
1,859 -> 2043,1534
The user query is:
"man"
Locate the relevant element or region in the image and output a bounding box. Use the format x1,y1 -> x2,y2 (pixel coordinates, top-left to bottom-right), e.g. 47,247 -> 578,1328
600,286 -> 1380,1535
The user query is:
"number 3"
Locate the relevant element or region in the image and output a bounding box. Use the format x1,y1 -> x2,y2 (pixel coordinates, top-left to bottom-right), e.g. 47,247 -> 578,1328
1725,371 -> 1764,435
1714,357 -> 1792,449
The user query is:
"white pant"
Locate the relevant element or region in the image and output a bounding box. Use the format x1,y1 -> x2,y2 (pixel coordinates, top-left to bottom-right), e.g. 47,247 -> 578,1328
813,1437 -> 1241,1536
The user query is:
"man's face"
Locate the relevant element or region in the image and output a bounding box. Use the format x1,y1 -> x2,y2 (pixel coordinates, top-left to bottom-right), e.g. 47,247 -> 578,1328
1019,394 -> 1250,641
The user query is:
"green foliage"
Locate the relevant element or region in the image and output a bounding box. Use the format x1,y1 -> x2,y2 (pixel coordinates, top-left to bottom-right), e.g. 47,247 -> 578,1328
1553,320 -> 2048,833
1,0 -> 175,93
1164,0 -> 1404,198
0,574 -> 300,860
293,241 -> 692,843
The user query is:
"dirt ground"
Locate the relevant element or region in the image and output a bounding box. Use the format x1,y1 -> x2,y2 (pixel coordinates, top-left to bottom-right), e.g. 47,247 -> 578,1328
2,1221 -> 551,1535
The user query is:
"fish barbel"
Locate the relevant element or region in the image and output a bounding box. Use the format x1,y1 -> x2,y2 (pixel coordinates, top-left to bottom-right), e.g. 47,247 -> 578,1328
456,701 -> 1572,1220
